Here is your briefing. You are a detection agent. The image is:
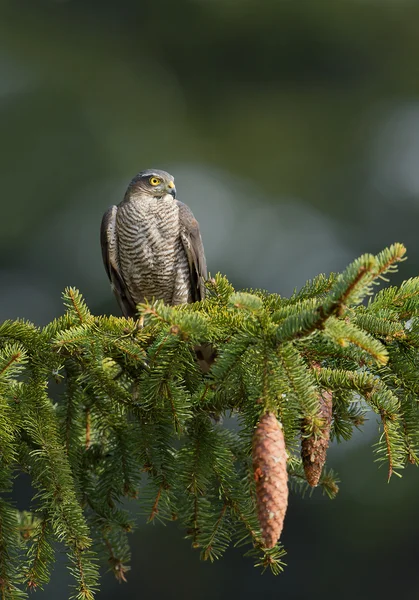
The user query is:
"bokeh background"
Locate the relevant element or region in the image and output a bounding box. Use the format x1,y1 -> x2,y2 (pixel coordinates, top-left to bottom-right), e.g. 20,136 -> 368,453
2,0 -> 419,598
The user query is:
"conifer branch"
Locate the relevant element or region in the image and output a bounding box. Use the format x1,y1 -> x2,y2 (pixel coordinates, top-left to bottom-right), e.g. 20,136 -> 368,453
380,413 -> 395,480
24,517 -> 52,591
103,536 -> 128,583
201,503 -> 228,561
148,486 -> 163,522
84,409 -> 91,451
1,242 -> 419,593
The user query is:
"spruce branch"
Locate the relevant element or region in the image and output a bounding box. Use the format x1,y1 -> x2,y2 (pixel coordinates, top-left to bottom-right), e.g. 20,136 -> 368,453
24,516 -> 54,591
1,242 -> 419,594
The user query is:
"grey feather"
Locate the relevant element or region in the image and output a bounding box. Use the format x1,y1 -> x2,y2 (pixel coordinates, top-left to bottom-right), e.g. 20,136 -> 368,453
100,205 -> 136,317
177,200 -> 207,302
101,169 -> 208,317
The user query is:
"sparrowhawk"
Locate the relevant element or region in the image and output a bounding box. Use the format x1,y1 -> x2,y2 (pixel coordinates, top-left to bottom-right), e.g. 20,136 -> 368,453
100,169 -> 207,318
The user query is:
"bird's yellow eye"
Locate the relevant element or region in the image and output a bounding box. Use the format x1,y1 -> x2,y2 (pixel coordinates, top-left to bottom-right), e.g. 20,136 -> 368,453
149,177 -> 161,186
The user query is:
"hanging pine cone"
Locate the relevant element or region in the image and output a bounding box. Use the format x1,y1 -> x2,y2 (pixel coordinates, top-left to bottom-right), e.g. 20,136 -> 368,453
301,390 -> 333,487
252,412 -> 288,549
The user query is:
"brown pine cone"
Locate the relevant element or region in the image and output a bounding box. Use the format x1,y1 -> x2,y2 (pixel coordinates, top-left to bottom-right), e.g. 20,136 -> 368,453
301,390 -> 333,487
252,412 -> 288,548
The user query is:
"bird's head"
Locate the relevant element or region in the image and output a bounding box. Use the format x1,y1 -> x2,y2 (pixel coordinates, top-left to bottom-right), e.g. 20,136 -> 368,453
126,169 -> 176,200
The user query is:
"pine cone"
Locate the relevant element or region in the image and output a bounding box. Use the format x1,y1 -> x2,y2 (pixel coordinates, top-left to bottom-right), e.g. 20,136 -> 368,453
252,412 -> 288,548
301,390 -> 333,487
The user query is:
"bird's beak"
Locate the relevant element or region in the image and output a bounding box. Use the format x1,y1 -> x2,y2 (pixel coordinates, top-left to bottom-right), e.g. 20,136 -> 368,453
166,181 -> 176,198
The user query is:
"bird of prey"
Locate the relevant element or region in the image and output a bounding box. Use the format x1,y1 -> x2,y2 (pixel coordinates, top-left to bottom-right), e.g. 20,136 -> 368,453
100,169 -> 207,318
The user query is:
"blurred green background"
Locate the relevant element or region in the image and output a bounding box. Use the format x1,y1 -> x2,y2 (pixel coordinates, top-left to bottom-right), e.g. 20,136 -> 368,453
2,0 -> 419,598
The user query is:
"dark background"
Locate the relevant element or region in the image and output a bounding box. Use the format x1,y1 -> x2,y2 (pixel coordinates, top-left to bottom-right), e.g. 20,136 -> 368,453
2,1 -> 419,598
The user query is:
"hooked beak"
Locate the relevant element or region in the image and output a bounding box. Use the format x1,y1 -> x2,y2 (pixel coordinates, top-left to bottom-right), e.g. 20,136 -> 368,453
166,181 -> 176,198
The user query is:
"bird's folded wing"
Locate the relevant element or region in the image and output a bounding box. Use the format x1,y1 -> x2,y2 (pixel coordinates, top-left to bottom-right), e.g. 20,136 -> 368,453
177,200 -> 208,302
100,205 -> 137,317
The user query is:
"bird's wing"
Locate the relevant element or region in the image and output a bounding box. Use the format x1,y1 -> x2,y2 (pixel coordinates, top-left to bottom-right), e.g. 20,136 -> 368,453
100,205 -> 137,317
177,201 -> 208,302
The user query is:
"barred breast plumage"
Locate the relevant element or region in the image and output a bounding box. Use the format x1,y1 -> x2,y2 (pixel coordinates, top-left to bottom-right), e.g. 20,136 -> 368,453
116,196 -> 192,305
100,169 -> 207,319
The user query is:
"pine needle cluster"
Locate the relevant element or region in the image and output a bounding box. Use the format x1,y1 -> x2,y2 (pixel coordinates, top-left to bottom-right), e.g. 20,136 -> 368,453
1,242 -> 419,596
